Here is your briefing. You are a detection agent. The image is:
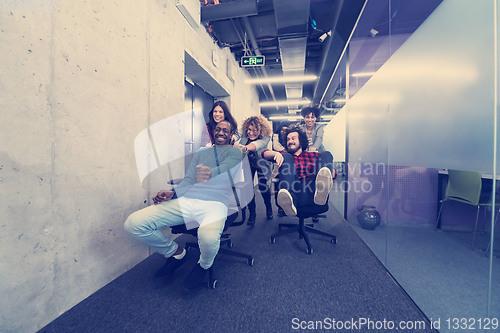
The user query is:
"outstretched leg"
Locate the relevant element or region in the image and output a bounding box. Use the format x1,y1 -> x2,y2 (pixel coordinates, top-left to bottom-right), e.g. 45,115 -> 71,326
314,151 -> 334,205
124,199 -> 185,258
183,200 -> 227,291
124,199 -> 188,278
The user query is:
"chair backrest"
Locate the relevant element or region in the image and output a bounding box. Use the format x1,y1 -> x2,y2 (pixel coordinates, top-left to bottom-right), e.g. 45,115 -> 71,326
446,169 -> 482,205
226,155 -> 254,216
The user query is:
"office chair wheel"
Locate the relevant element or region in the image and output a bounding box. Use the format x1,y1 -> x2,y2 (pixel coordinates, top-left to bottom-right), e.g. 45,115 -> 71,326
227,241 -> 233,248
307,248 -> 313,255
209,279 -> 217,289
331,238 -> 336,244
270,236 -> 276,244
248,258 -> 255,266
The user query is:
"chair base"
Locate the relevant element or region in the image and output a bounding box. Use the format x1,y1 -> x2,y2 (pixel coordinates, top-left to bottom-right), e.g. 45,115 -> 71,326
184,238 -> 254,288
270,217 -> 336,254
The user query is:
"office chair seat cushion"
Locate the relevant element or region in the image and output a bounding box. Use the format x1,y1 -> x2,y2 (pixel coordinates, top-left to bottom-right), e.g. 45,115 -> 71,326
171,224 -> 195,236
296,204 -> 328,218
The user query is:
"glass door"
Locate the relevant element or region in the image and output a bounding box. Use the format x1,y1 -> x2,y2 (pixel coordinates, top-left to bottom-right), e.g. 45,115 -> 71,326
184,80 -> 214,170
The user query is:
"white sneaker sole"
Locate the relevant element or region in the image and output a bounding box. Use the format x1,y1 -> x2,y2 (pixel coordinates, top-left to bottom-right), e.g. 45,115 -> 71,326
277,189 -> 297,216
314,167 -> 333,205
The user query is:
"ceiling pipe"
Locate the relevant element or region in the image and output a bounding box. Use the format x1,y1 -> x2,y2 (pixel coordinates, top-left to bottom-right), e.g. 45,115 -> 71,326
312,0 -> 343,101
230,18 -> 271,101
241,16 -> 278,106
319,0 -> 368,105
201,0 -> 258,23
312,0 -> 367,105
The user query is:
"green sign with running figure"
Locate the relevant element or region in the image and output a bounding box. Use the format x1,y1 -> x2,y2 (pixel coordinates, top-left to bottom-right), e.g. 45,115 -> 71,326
241,56 -> 265,67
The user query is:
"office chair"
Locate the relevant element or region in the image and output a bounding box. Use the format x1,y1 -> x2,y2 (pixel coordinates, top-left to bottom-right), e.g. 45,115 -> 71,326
436,169 -> 500,251
171,210 -> 254,288
170,156 -> 255,288
270,200 -> 336,255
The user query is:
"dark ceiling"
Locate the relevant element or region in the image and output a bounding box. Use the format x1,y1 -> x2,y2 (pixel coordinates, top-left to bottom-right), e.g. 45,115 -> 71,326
201,0 -> 442,118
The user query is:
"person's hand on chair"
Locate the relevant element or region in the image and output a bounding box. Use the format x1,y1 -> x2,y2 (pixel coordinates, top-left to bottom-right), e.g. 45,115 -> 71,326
153,190 -> 174,204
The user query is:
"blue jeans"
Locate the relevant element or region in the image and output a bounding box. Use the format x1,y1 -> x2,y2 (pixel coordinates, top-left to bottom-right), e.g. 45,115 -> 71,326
124,197 -> 227,269
248,161 -> 273,216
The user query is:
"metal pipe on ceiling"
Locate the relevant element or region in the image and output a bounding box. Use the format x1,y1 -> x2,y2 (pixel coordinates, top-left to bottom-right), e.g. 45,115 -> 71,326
231,18 -> 271,101
313,0 -> 344,100
201,0 -> 258,23
241,16 -> 278,106
312,0 -> 368,105
320,0 -> 368,105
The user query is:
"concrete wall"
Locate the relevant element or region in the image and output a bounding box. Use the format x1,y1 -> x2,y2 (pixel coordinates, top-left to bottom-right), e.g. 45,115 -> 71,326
0,0 -> 259,331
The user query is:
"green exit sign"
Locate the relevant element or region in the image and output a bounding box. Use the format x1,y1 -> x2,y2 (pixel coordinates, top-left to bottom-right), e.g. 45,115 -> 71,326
241,56 -> 265,67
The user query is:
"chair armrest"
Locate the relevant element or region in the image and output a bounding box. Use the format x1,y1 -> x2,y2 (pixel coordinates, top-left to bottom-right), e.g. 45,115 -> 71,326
168,178 -> 183,185
226,211 -> 245,228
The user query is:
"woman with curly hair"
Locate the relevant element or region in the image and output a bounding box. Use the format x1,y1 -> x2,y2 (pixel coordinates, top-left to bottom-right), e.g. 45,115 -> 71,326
200,100 -> 239,147
235,115 -> 273,225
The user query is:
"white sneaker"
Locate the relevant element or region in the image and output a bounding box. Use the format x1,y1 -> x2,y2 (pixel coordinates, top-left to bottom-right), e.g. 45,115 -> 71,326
314,167 -> 333,205
277,189 -> 297,216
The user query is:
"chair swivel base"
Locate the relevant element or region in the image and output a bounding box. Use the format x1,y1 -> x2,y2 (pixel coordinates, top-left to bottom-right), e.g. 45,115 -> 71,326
270,218 -> 337,254
184,239 -> 254,288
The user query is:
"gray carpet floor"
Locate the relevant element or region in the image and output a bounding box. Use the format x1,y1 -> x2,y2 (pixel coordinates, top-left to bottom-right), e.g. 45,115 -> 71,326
39,201 -> 436,333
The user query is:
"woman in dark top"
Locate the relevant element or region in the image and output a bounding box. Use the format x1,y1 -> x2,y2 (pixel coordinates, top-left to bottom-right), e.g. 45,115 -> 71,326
201,101 -> 239,147
272,120 -> 291,152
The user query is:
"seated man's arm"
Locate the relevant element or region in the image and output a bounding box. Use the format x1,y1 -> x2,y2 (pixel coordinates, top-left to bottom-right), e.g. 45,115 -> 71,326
209,148 -> 243,178
172,153 -> 199,197
153,190 -> 175,204
261,149 -> 284,167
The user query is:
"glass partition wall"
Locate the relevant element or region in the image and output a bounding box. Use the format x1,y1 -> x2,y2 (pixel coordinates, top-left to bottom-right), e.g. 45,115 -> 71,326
338,0 -> 499,331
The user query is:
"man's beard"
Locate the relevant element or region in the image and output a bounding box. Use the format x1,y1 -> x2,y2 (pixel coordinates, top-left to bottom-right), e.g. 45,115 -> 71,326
287,145 -> 300,154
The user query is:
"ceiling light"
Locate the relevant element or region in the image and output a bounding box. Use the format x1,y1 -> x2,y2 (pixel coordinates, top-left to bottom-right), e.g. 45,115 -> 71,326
268,114 -> 336,121
259,98 -> 311,107
352,71 -> 376,78
245,75 -> 318,85
268,115 -> 303,121
318,30 -> 332,43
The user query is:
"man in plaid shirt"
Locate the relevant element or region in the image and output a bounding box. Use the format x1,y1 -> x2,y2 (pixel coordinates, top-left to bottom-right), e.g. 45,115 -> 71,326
261,126 -> 335,216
